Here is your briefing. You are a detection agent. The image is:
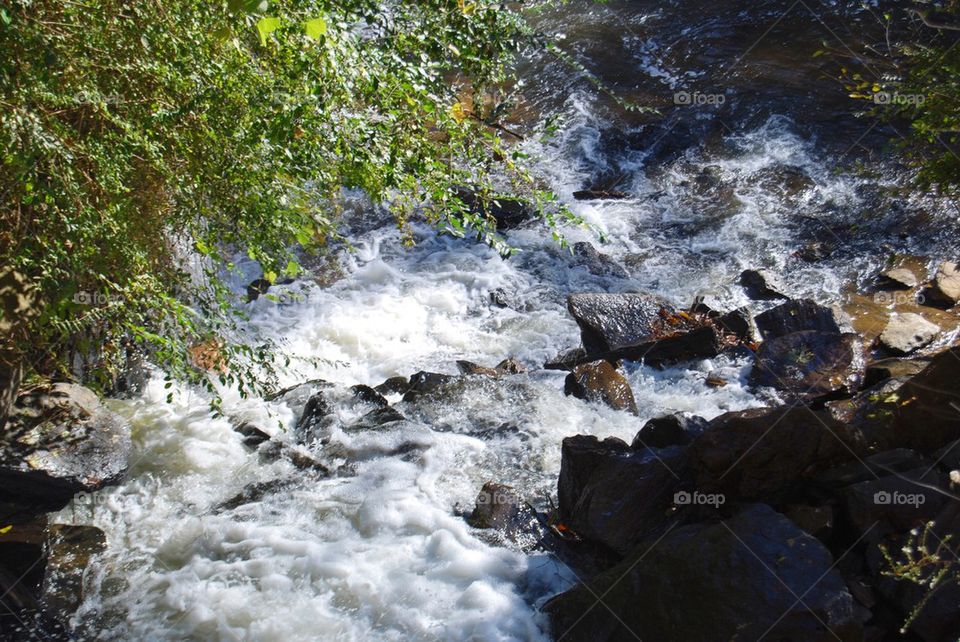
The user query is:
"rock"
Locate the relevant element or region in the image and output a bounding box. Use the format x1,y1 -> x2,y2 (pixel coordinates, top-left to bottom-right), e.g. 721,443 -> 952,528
739,269 -> 789,300
455,188 -> 532,230
750,331 -> 862,399
794,240 -> 834,262
635,325 -> 726,366
349,384 -> 388,407
245,278 -> 272,302
0,518 -> 48,634
715,306 -> 756,342
879,267 -> 919,289
42,524 -> 107,622
563,361 -> 638,414
494,358 -> 526,375
570,242 -> 629,279
402,371 -> 454,403
543,347 -> 586,371
347,406 -> 405,430
456,360 -> 498,377
691,406 -> 860,500
545,504 -> 861,642
816,449 -> 933,489
489,287 -> 512,308
263,378 -> 332,403
705,372 -> 728,387
783,504 -> 834,540
294,391 -> 332,442
755,299 -> 844,339
863,356 -> 931,387
843,468 -> 946,543
373,376 -> 411,396
0,383 -> 131,515
468,483 -> 524,530
567,293 -> 667,355
922,260 -> 960,308
631,414 -> 707,449
885,346 -> 960,452
217,478 -> 297,511
879,313 -> 939,354
557,435 -> 688,554
233,422 -> 271,448
572,189 -> 629,200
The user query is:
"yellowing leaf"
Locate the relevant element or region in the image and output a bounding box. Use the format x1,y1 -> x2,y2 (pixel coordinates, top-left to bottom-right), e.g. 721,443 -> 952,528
450,102 -> 467,123
257,17 -> 282,46
305,17 -> 327,40
0,525 -> 11,535
263,270 -> 277,283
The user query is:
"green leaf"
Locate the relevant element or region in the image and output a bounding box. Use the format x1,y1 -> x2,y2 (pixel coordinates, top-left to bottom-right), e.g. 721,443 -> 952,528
257,17 -> 282,46
305,17 -> 327,40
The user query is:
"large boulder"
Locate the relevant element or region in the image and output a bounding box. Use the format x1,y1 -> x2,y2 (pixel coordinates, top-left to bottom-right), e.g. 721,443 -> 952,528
563,361 -> 638,415
691,405 -> 860,501
557,435 -> 688,554
755,299 -> 844,340
545,504 -> 862,641
886,346 -> 960,452
842,468 -> 947,543
0,383 -> 131,517
922,260 -> 960,308
631,414 -> 707,449
750,331 -> 862,399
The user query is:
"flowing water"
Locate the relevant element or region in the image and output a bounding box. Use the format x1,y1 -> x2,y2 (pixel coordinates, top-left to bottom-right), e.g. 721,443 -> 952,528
59,2 -> 959,640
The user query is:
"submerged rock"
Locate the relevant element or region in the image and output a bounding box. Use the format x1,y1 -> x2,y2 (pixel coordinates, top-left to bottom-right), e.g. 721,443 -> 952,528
563,361 -> 638,414
570,242 -> 629,279
878,313 -> 939,354
557,435 -> 688,554
755,299 -> 844,339
545,504 -> 861,641
42,524 -> 107,622
402,371 -> 454,403
0,383 -> 131,516
750,330 -> 862,399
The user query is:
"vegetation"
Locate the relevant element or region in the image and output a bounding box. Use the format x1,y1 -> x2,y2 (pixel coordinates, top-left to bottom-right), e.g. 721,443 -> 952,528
0,0 -> 579,405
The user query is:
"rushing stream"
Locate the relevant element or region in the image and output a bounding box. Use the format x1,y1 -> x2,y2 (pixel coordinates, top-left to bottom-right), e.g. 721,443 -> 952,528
58,1 -> 959,640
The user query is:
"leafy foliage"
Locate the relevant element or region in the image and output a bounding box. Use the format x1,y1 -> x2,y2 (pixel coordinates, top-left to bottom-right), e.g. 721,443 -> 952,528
0,0 -> 579,401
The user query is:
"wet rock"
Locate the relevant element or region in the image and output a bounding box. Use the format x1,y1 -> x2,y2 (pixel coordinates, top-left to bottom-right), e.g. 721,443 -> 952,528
863,356 -> 931,387
557,435 -> 688,554
0,519 -> 47,630
0,383 -> 131,515
217,478 -> 297,511
878,313 -> 939,354
373,376 -> 411,396
750,331 -> 862,399
794,240 -> 834,263
567,293 -> 667,355
468,483 -> 524,530
543,347 -> 586,371
347,406 -> 405,430
402,371 -> 454,403
233,422 -> 271,448
489,287 -> 513,308
294,391 -> 332,442
843,468 -> 946,543
755,299 -> 844,339
570,242 -> 629,279
245,278 -> 272,302
454,188 -> 532,230
705,372 -> 728,387
494,358 -> 526,375
572,189 -> 629,200
879,267 -> 919,289
264,378 -> 332,403
563,361 -> 638,414
922,260 -> 960,308
545,504 -> 861,642
349,384 -> 388,407
42,524 -> 106,622
739,269 -> 789,300
635,325 -> 725,366
715,306 -> 756,342
816,449 -> 933,489
456,360 -> 498,377
631,414 -> 707,449
691,405 -> 860,500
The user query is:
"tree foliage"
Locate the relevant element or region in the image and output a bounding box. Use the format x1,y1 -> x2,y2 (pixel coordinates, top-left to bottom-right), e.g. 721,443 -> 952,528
0,0 -> 577,402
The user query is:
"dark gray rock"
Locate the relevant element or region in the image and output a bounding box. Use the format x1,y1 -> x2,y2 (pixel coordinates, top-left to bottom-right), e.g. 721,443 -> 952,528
402,371 -> 454,403
374,376 -> 411,396
631,414 -> 707,449
545,504 -> 861,642
347,406 -> 405,430
233,422 -> 271,448
716,306 -> 756,342
843,468 -> 946,543
295,391 -> 332,442
544,347 -> 586,371
755,299 -> 844,340
570,242 -> 629,279
567,293 -> 668,355
0,383 -> 131,515
739,269 -> 789,300
245,278 -> 272,302
349,384 -> 388,407
750,331 -> 862,399
558,435 -> 688,554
